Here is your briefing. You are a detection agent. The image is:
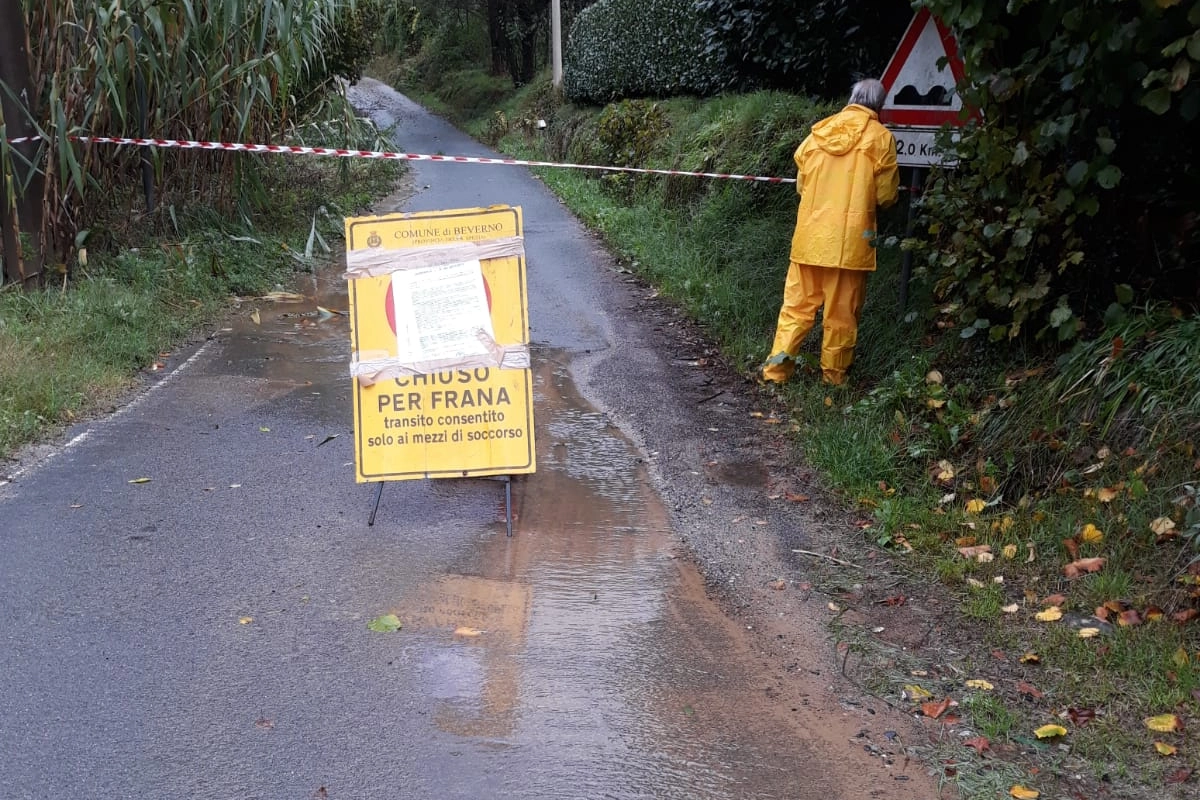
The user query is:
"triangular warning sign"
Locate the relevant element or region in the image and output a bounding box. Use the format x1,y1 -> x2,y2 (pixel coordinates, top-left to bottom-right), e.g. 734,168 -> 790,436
879,8 -> 968,128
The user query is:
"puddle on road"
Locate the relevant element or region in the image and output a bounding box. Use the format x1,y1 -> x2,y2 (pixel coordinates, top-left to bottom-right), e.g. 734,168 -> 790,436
202,261 -> 920,798
193,266 -> 354,422
390,355 -> 857,799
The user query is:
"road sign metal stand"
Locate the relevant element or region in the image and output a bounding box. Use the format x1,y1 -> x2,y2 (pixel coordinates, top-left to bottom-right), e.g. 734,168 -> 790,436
367,475 -> 513,536
368,481 -> 385,526
898,166 -> 928,316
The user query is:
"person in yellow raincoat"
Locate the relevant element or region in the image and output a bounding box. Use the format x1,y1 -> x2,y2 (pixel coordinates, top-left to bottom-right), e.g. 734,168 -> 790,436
761,79 -> 899,386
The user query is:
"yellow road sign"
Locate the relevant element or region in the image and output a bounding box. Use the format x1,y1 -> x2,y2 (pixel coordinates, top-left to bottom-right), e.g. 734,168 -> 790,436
344,206 -> 535,482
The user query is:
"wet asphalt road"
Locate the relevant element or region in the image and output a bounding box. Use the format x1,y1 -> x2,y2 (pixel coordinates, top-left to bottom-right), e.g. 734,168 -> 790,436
0,81 -> 940,799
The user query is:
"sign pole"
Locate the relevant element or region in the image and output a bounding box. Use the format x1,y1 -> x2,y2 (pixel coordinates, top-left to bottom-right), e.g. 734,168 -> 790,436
898,166 -> 926,316
368,482 -> 385,527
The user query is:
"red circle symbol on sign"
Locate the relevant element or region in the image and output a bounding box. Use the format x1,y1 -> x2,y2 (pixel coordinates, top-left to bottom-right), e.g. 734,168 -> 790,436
385,277 -> 493,337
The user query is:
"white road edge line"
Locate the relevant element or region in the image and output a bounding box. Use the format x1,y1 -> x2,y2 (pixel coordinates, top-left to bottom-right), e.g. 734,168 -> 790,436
0,338 -> 216,489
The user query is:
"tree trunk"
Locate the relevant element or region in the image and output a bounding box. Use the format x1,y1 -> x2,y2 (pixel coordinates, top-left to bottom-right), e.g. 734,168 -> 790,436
0,0 -> 45,287
486,0 -> 506,75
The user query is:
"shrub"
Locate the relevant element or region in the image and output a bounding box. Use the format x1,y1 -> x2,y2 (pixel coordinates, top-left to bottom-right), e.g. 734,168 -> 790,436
694,0 -> 911,99
911,0 -> 1200,343
564,0 -> 731,103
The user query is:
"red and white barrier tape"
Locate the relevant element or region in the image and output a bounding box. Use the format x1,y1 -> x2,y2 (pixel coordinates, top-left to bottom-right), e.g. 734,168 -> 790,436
6,134 -> 796,184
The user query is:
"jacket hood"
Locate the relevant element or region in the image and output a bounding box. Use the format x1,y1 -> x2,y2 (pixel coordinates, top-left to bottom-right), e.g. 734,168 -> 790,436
809,104 -> 877,156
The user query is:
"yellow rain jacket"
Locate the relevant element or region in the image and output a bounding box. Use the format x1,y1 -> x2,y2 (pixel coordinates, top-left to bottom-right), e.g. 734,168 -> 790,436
789,104 -> 899,271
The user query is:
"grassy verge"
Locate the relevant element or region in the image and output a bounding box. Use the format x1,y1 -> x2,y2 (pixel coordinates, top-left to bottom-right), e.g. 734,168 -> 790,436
0,135 -> 402,462
383,63 -> 1200,798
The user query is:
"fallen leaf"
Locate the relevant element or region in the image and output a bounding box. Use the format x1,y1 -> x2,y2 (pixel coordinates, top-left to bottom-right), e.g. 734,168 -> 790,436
1155,741 -> 1178,756
1034,724 -> 1067,739
1146,606 -> 1165,621
1117,609 -> 1143,627
453,626 -> 484,637
1144,714 -> 1183,733
1025,542 -> 1037,563
966,498 -> 986,514
769,579 -> 786,591
1173,647 -> 1191,667
1044,593 -> 1068,606
784,492 -> 810,503
966,679 -> 995,691
1067,707 -> 1096,726
1002,603 -> 1020,614
1035,607 -> 1063,622
976,551 -> 995,563
1077,627 -> 1102,638
260,291 -> 307,303
964,736 -> 990,755
367,613 -> 402,633
1017,681 -> 1045,699
879,594 -> 906,606
1063,537 -> 1080,559
828,602 -> 842,613
922,697 -> 954,719
824,396 -> 833,407
1150,516 -> 1177,536
259,426 -> 271,432
1165,767 -> 1193,784
254,717 -> 275,730
128,477 -> 152,484
1002,543 -> 1018,559
1096,487 -> 1119,502
1009,786 -> 1040,800
1080,523 -> 1104,544
238,616 -> 253,625
903,684 -> 933,701
1171,608 -> 1198,624
936,459 -> 956,482
1019,652 -> 1041,664
926,370 -> 944,385
250,308 -> 261,325
957,544 -> 992,558
1063,557 -> 1106,578
967,578 -> 986,588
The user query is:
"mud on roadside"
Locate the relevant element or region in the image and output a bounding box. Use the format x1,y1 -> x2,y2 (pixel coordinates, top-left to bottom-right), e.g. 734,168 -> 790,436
570,264 -> 1180,800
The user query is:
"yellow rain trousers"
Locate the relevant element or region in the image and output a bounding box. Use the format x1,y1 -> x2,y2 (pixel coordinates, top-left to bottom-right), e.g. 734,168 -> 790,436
762,262 -> 867,385
762,104 -> 898,386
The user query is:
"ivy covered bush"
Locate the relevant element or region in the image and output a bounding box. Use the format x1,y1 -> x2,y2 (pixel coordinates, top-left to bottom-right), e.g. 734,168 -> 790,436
694,0 -> 911,99
563,0 -> 731,103
913,0 -> 1200,342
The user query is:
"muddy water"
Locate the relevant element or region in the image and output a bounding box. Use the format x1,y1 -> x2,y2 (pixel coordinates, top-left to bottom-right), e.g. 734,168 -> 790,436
224,269 -> 860,798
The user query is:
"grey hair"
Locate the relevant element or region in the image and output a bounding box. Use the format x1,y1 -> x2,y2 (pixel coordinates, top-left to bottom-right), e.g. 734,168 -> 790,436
848,79 -> 886,112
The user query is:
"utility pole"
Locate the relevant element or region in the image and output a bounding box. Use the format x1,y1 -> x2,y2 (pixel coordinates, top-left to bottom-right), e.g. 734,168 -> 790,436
551,0 -> 562,90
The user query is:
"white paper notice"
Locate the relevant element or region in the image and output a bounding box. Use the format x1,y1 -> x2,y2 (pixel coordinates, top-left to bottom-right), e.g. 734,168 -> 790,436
391,260 -> 495,362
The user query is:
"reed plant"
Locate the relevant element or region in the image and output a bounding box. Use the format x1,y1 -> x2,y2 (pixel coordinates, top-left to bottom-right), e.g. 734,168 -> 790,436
2,0 -> 363,279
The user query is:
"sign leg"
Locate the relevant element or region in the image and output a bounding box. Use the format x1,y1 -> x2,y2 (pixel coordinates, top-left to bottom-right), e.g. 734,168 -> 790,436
505,476 -> 513,537
368,481 -> 385,526
898,166 -> 927,316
